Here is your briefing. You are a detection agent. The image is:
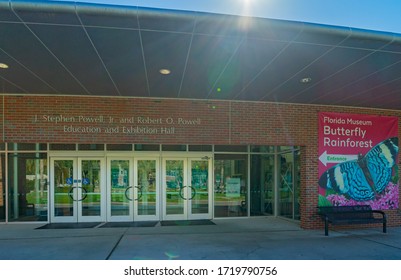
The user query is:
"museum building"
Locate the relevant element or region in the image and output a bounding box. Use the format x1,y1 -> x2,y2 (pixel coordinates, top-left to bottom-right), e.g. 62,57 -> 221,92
0,0 -> 401,230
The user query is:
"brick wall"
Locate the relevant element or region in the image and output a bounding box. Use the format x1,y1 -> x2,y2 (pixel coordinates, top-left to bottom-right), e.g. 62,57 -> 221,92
2,95 -> 401,228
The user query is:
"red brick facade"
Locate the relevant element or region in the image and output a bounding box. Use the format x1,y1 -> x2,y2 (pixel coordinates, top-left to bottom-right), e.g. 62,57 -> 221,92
2,95 -> 401,229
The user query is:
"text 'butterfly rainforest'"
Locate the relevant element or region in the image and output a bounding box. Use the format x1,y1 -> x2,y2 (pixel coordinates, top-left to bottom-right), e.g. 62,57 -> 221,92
319,137 -> 399,201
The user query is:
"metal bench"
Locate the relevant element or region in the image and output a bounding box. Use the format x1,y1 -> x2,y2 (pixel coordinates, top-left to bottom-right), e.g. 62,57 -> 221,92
317,205 -> 387,236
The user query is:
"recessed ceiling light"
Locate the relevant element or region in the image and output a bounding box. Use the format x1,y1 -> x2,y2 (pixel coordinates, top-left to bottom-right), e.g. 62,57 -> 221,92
159,69 -> 171,75
0,63 -> 9,69
300,77 -> 312,84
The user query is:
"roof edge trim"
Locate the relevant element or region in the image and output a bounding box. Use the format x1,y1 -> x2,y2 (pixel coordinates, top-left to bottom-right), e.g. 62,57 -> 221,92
6,0 -> 401,43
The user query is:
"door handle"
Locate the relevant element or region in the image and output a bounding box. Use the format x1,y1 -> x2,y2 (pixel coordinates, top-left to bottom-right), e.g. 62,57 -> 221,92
179,186 -> 196,200
134,185 -> 143,201
125,186 -> 133,201
179,186 -> 188,200
68,187 -> 76,201
189,186 -> 196,200
68,187 -> 87,201
124,186 -> 143,201
76,187 -> 87,201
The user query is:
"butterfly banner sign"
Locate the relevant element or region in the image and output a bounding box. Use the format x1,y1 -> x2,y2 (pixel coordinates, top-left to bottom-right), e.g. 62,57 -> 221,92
318,112 -> 399,210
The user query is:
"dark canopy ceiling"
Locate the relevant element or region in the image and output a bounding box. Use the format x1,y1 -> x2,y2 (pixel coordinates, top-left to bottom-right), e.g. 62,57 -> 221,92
1,1 -> 401,110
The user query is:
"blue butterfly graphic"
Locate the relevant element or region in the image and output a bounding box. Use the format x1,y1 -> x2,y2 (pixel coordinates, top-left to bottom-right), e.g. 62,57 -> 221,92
319,137 -> 399,201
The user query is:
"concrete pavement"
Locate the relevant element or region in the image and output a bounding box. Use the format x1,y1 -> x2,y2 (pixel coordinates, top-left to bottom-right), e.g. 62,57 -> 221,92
0,217 -> 400,260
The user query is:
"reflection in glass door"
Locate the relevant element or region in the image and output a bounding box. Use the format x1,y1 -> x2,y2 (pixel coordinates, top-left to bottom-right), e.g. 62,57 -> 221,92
52,159 -> 75,221
164,159 -> 185,219
108,158 -> 132,221
278,150 -> 300,220
163,157 -> 212,220
51,158 -> 105,223
190,159 -> 210,216
107,158 -> 159,221
135,158 -> 159,221
250,154 -> 274,216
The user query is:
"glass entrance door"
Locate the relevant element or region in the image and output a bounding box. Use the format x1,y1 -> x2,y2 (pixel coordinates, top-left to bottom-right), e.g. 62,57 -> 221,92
163,157 -> 212,220
50,158 -> 105,223
107,157 -> 159,221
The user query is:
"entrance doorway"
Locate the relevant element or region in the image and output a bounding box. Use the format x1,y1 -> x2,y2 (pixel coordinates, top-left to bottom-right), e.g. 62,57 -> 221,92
50,157 -> 105,223
162,157 -> 212,220
50,154 -> 212,223
107,157 -> 160,221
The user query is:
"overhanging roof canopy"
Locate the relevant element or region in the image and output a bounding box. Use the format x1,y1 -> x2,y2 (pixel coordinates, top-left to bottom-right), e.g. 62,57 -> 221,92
2,1 -> 401,110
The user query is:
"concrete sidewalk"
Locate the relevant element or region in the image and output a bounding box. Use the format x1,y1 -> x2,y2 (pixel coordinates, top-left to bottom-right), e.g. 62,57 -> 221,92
0,217 -> 400,260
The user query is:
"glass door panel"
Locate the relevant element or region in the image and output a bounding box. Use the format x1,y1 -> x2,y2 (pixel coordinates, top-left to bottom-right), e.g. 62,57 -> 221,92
135,159 -> 159,220
107,157 -> 159,222
108,159 -> 132,221
52,159 -> 75,221
51,157 -> 105,223
163,157 -> 212,221
163,159 -> 186,219
80,159 -> 103,219
190,159 -> 211,217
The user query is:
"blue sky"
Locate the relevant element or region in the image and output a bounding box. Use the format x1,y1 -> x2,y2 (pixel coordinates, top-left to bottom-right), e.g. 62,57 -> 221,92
52,0 -> 401,34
